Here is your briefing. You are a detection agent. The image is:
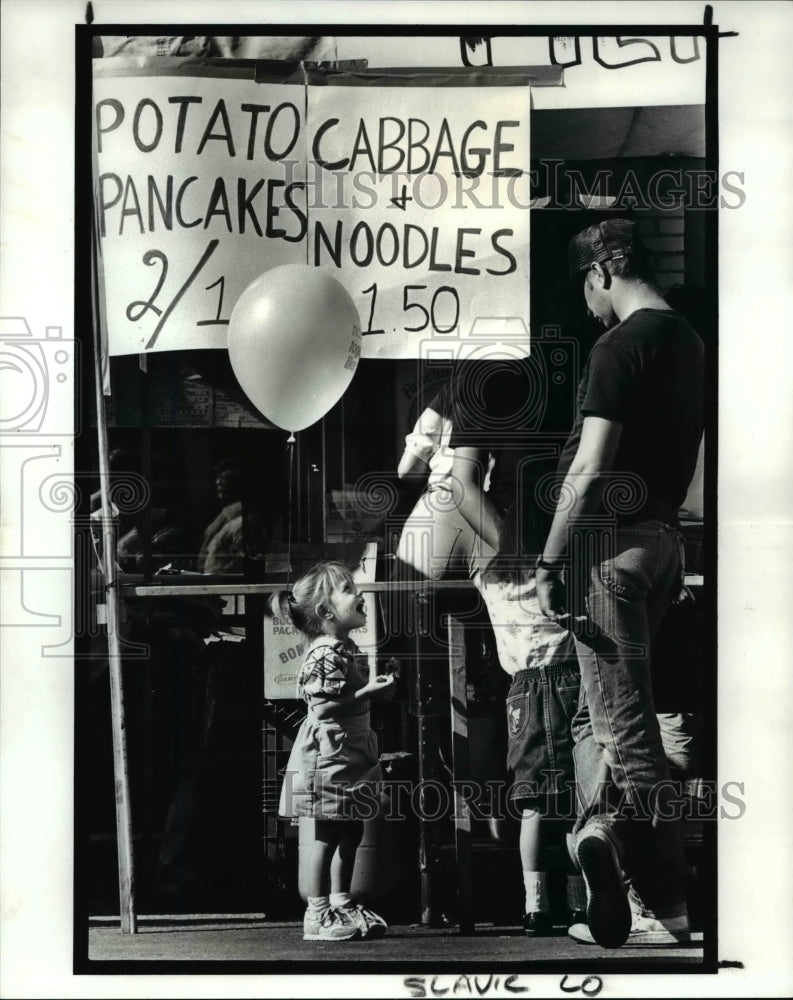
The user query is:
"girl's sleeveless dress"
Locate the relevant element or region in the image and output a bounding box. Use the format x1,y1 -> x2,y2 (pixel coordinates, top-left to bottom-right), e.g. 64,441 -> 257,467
278,637 -> 382,820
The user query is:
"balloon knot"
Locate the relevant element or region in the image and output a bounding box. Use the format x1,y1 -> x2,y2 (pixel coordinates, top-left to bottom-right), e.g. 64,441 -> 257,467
287,432 -> 296,444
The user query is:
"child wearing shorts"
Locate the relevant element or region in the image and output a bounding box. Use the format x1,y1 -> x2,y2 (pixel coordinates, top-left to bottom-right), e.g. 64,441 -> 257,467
278,561 -> 395,941
473,509 -> 586,934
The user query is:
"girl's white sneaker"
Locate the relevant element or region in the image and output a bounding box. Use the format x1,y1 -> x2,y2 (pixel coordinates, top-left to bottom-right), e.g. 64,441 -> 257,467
336,903 -> 387,939
303,906 -> 361,941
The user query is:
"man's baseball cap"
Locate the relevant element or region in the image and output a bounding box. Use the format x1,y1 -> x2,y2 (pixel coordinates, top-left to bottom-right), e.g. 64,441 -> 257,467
568,218 -> 641,280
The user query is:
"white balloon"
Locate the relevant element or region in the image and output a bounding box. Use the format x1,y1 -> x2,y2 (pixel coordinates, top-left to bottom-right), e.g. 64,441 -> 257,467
228,266 -> 361,432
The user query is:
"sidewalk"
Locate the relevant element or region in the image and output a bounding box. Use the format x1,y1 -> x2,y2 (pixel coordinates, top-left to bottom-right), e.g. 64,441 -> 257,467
87,914 -> 705,969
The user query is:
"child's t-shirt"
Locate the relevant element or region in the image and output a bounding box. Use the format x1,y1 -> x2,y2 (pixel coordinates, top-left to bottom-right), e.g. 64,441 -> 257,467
473,570 -> 576,675
297,636 -> 370,718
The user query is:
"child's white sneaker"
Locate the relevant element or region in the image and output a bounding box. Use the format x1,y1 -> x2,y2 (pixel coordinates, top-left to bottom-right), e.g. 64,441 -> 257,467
303,905 -> 361,941
336,903 -> 387,939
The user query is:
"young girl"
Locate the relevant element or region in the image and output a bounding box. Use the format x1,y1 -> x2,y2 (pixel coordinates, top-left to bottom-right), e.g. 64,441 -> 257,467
473,505 -> 586,935
278,561 -> 395,941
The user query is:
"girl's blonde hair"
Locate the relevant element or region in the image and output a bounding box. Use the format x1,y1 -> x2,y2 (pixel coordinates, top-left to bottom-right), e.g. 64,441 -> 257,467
285,560 -> 355,639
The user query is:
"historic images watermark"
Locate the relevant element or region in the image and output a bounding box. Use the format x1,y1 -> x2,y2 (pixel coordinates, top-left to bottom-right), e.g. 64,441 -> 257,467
278,771 -> 746,824
96,156 -> 745,244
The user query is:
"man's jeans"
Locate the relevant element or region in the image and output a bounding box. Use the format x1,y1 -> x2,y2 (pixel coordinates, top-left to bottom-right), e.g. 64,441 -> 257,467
570,521 -> 688,914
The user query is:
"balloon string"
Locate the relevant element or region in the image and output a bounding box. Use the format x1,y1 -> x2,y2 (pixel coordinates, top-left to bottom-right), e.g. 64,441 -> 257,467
286,432 -> 296,594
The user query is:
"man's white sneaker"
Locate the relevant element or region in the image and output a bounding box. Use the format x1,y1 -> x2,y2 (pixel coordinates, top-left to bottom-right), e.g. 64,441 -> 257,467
569,910 -> 691,947
574,826 -> 631,948
303,906 -> 361,941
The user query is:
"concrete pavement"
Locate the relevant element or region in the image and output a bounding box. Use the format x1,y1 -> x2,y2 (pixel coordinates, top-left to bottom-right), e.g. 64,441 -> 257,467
87,914 -> 705,969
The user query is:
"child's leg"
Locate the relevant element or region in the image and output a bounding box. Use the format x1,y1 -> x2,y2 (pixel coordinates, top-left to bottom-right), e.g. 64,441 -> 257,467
329,820 -> 387,938
330,820 -> 364,895
520,807 -> 551,928
308,819 -> 342,899
519,807 -> 542,871
303,820 -> 361,940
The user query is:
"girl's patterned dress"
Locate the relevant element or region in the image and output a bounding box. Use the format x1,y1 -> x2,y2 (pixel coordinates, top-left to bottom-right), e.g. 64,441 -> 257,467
278,636 -> 382,820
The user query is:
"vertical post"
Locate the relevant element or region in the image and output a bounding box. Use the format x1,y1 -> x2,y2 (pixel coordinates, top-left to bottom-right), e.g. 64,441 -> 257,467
91,252 -> 137,934
139,368 -> 152,584
447,615 -> 475,934
414,589 -> 444,926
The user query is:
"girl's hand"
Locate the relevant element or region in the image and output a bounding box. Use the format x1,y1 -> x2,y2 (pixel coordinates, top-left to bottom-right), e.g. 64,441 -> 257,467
374,671 -> 396,701
360,674 -> 395,699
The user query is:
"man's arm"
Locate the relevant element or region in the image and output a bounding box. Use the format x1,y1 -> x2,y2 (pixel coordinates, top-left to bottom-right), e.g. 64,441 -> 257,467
536,415 -> 623,620
451,446 -> 503,551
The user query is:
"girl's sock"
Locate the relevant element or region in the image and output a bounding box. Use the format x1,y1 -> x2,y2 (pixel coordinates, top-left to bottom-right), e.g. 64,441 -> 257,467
329,892 -> 353,909
566,874 -> 586,913
307,895 -> 331,914
522,870 -> 549,914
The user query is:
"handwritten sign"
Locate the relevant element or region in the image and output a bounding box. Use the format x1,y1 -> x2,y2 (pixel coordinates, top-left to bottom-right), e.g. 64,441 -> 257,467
93,64 -> 307,357
93,63 -> 531,360
307,77 -> 531,359
337,34 -> 706,109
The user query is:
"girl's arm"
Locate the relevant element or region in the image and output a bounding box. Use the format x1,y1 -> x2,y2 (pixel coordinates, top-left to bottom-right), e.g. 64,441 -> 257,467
304,645 -> 395,719
450,446 -> 503,550
310,674 -> 395,720
397,405 -> 444,479
397,449 -> 431,479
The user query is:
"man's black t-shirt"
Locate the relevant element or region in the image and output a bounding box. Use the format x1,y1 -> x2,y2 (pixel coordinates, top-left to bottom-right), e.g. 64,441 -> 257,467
556,308 -> 704,526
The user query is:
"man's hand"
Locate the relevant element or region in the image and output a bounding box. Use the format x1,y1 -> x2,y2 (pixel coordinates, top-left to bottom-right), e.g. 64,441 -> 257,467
536,566 -> 569,622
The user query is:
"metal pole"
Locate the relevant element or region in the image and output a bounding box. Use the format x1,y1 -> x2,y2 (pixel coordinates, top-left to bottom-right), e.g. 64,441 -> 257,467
413,589 -> 444,926
91,236 -> 137,933
447,615 -> 475,934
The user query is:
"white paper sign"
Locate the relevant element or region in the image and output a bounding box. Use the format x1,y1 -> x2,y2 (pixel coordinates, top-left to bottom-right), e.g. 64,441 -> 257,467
307,82 -> 532,359
93,65 -> 307,356
93,66 -> 532,361
337,34 -> 707,109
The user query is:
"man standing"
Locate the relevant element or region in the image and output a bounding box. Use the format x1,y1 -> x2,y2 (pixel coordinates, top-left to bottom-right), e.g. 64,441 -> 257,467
535,219 -> 704,948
